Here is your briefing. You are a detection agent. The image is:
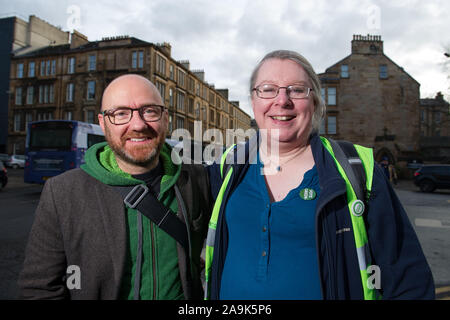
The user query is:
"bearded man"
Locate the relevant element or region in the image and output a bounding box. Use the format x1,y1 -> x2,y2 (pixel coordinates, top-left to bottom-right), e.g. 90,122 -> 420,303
19,74 -> 211,300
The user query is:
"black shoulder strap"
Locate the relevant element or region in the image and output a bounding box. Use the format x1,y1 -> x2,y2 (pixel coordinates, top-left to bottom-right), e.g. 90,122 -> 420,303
328,138 -> 367,202
114,184 -> 189,251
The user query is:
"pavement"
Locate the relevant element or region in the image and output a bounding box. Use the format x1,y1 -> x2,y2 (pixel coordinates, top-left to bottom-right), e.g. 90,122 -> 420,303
393,179 -> 418,192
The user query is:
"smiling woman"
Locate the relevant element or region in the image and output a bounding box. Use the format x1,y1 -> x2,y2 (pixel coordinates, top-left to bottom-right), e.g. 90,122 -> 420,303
204,49 -> 435,301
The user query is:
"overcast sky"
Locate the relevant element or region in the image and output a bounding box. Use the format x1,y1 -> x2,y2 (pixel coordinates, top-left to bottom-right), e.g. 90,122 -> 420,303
1,0 -> 449,117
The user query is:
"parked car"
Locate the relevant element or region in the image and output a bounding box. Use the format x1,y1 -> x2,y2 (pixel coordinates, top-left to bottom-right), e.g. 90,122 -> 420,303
0,153 -> 10,163
0,160 -> 7,190
414,164 -> 450,192
6,154 -> 26,169
407,159 -> 424,170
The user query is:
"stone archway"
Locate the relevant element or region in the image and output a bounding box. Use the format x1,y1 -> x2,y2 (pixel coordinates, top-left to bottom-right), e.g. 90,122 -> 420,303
375,147 -> 395,164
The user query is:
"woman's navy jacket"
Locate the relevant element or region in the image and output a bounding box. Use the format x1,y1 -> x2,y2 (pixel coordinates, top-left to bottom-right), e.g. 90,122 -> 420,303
207,133 -> 435,299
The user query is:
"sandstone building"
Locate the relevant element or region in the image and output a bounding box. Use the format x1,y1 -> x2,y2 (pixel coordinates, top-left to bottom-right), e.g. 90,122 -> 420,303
318,34 -> 421,165
8,32 -> 252,154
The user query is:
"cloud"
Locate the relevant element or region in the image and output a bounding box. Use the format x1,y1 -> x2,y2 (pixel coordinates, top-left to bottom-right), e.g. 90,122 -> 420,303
1,0 -> 449,113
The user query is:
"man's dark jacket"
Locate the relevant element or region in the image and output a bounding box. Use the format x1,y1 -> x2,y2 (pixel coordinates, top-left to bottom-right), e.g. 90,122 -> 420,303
18,164 -> 211,299
207,133 -> 435,299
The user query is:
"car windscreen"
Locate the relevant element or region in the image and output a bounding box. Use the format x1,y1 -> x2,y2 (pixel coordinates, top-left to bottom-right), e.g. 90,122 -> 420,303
29,122 -> 73,151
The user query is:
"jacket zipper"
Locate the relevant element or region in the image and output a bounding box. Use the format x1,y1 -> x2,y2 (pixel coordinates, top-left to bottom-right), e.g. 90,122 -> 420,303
322,216 -> 336,299
150,222 -> 157,299
315,189 -> 346,300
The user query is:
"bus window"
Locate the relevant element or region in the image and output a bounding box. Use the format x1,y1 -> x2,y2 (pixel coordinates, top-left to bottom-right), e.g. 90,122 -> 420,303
29,122 -> 73,151
88,134 -> 105,148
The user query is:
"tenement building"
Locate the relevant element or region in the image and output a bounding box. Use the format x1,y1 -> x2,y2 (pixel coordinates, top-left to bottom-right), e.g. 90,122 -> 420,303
0,15 -> 70,153
419,92 -> 450,161
318,34 -> 421,165
8,32 -> 252,154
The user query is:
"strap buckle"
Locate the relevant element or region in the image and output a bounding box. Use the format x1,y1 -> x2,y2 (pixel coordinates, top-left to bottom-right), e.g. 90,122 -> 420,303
123,184 -> 149,209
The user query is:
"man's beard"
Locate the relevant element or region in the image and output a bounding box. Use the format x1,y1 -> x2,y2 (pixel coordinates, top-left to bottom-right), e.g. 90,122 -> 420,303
105,126 -> 166,168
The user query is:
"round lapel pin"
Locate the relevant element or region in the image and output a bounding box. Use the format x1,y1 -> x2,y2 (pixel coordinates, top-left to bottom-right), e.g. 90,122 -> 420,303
350,200 -> 365,217
299,188 -> 316,200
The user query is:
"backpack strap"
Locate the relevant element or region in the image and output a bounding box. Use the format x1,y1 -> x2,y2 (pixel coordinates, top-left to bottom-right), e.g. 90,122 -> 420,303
114,184 -> 189,252
328,138 -> 367,203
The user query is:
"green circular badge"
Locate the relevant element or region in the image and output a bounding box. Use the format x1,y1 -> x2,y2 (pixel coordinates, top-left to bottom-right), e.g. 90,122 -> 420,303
300,188 -> 316,200
351,200 -> 365,217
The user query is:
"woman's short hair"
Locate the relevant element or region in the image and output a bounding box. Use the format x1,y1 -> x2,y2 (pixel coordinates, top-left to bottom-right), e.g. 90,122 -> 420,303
249,50 -> 326,133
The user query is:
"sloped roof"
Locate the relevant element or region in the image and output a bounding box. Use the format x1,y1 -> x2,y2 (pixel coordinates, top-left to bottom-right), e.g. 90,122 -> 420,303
14,37 -> 151,59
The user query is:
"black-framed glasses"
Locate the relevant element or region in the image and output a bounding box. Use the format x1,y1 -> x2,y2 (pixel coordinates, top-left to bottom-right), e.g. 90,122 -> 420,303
252,84 -> 313,99
101,105 -> 165,125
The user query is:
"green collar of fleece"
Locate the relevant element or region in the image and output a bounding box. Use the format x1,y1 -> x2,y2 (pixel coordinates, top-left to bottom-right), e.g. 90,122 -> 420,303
81,142 -> 181,195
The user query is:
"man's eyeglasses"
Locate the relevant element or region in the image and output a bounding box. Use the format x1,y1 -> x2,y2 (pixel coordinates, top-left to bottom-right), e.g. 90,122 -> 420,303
101,105 -> 165,125
252,84 -> 313,99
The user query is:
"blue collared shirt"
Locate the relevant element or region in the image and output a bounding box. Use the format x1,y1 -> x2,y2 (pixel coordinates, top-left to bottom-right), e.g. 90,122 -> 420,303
219,152 -> 322,300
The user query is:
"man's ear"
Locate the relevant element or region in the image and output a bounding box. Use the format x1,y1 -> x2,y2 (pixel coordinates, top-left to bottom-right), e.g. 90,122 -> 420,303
98,113 -> 106,134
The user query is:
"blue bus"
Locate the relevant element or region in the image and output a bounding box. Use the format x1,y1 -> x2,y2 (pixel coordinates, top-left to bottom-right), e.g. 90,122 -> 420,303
25,120 -> 105,184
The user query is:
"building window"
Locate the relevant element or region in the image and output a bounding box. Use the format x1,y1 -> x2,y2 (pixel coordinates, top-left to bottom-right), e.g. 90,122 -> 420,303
156,54 -> 166,74
88,55 -> 96,71
132,52 -> 137,68
196,102 -> 200,119
39,86 -> 44,103
319,120 -> 326,134
139,51 -> 144,69
327,116 -> 337,134
15,87 -> 23,105
17,63 -> 24,78
189,77 -> 195,93
65,111 -> 73,120
28,62 -> 35,77
327,87 -> 336,106
25,112 -> 33,129
169,88 -> 174,107
210,109 -> 214,122
44,86 -> 49,103
46,60 -> 51,75
132,51 -> 144,69
14,113 -> 21,132
169,65 -> 174,80
51,60 -> 56,75
176,116 -> 184,130
68,57 -> 76,74
87,81 -> 96,100
177,91 -> 185,111
40,61 -> 45,76
177,69 -> 185,88
37,112 -> 53,121
341,65 -> 349,78
321,88 -> 325,102
435,111 -> 441,123
188,98 -> 194,114
155,81 -> 165,102
26,86 -> 34,105
169,115 -> 173,132
86,110 -> 95,123
379,65 -> 388,79
420,109 -> 425,122
67,83 -> 74,102
49,85 -> 54,103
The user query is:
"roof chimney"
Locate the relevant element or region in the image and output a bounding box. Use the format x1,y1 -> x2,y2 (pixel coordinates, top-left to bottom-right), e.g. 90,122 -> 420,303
351,34 -> 383,55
